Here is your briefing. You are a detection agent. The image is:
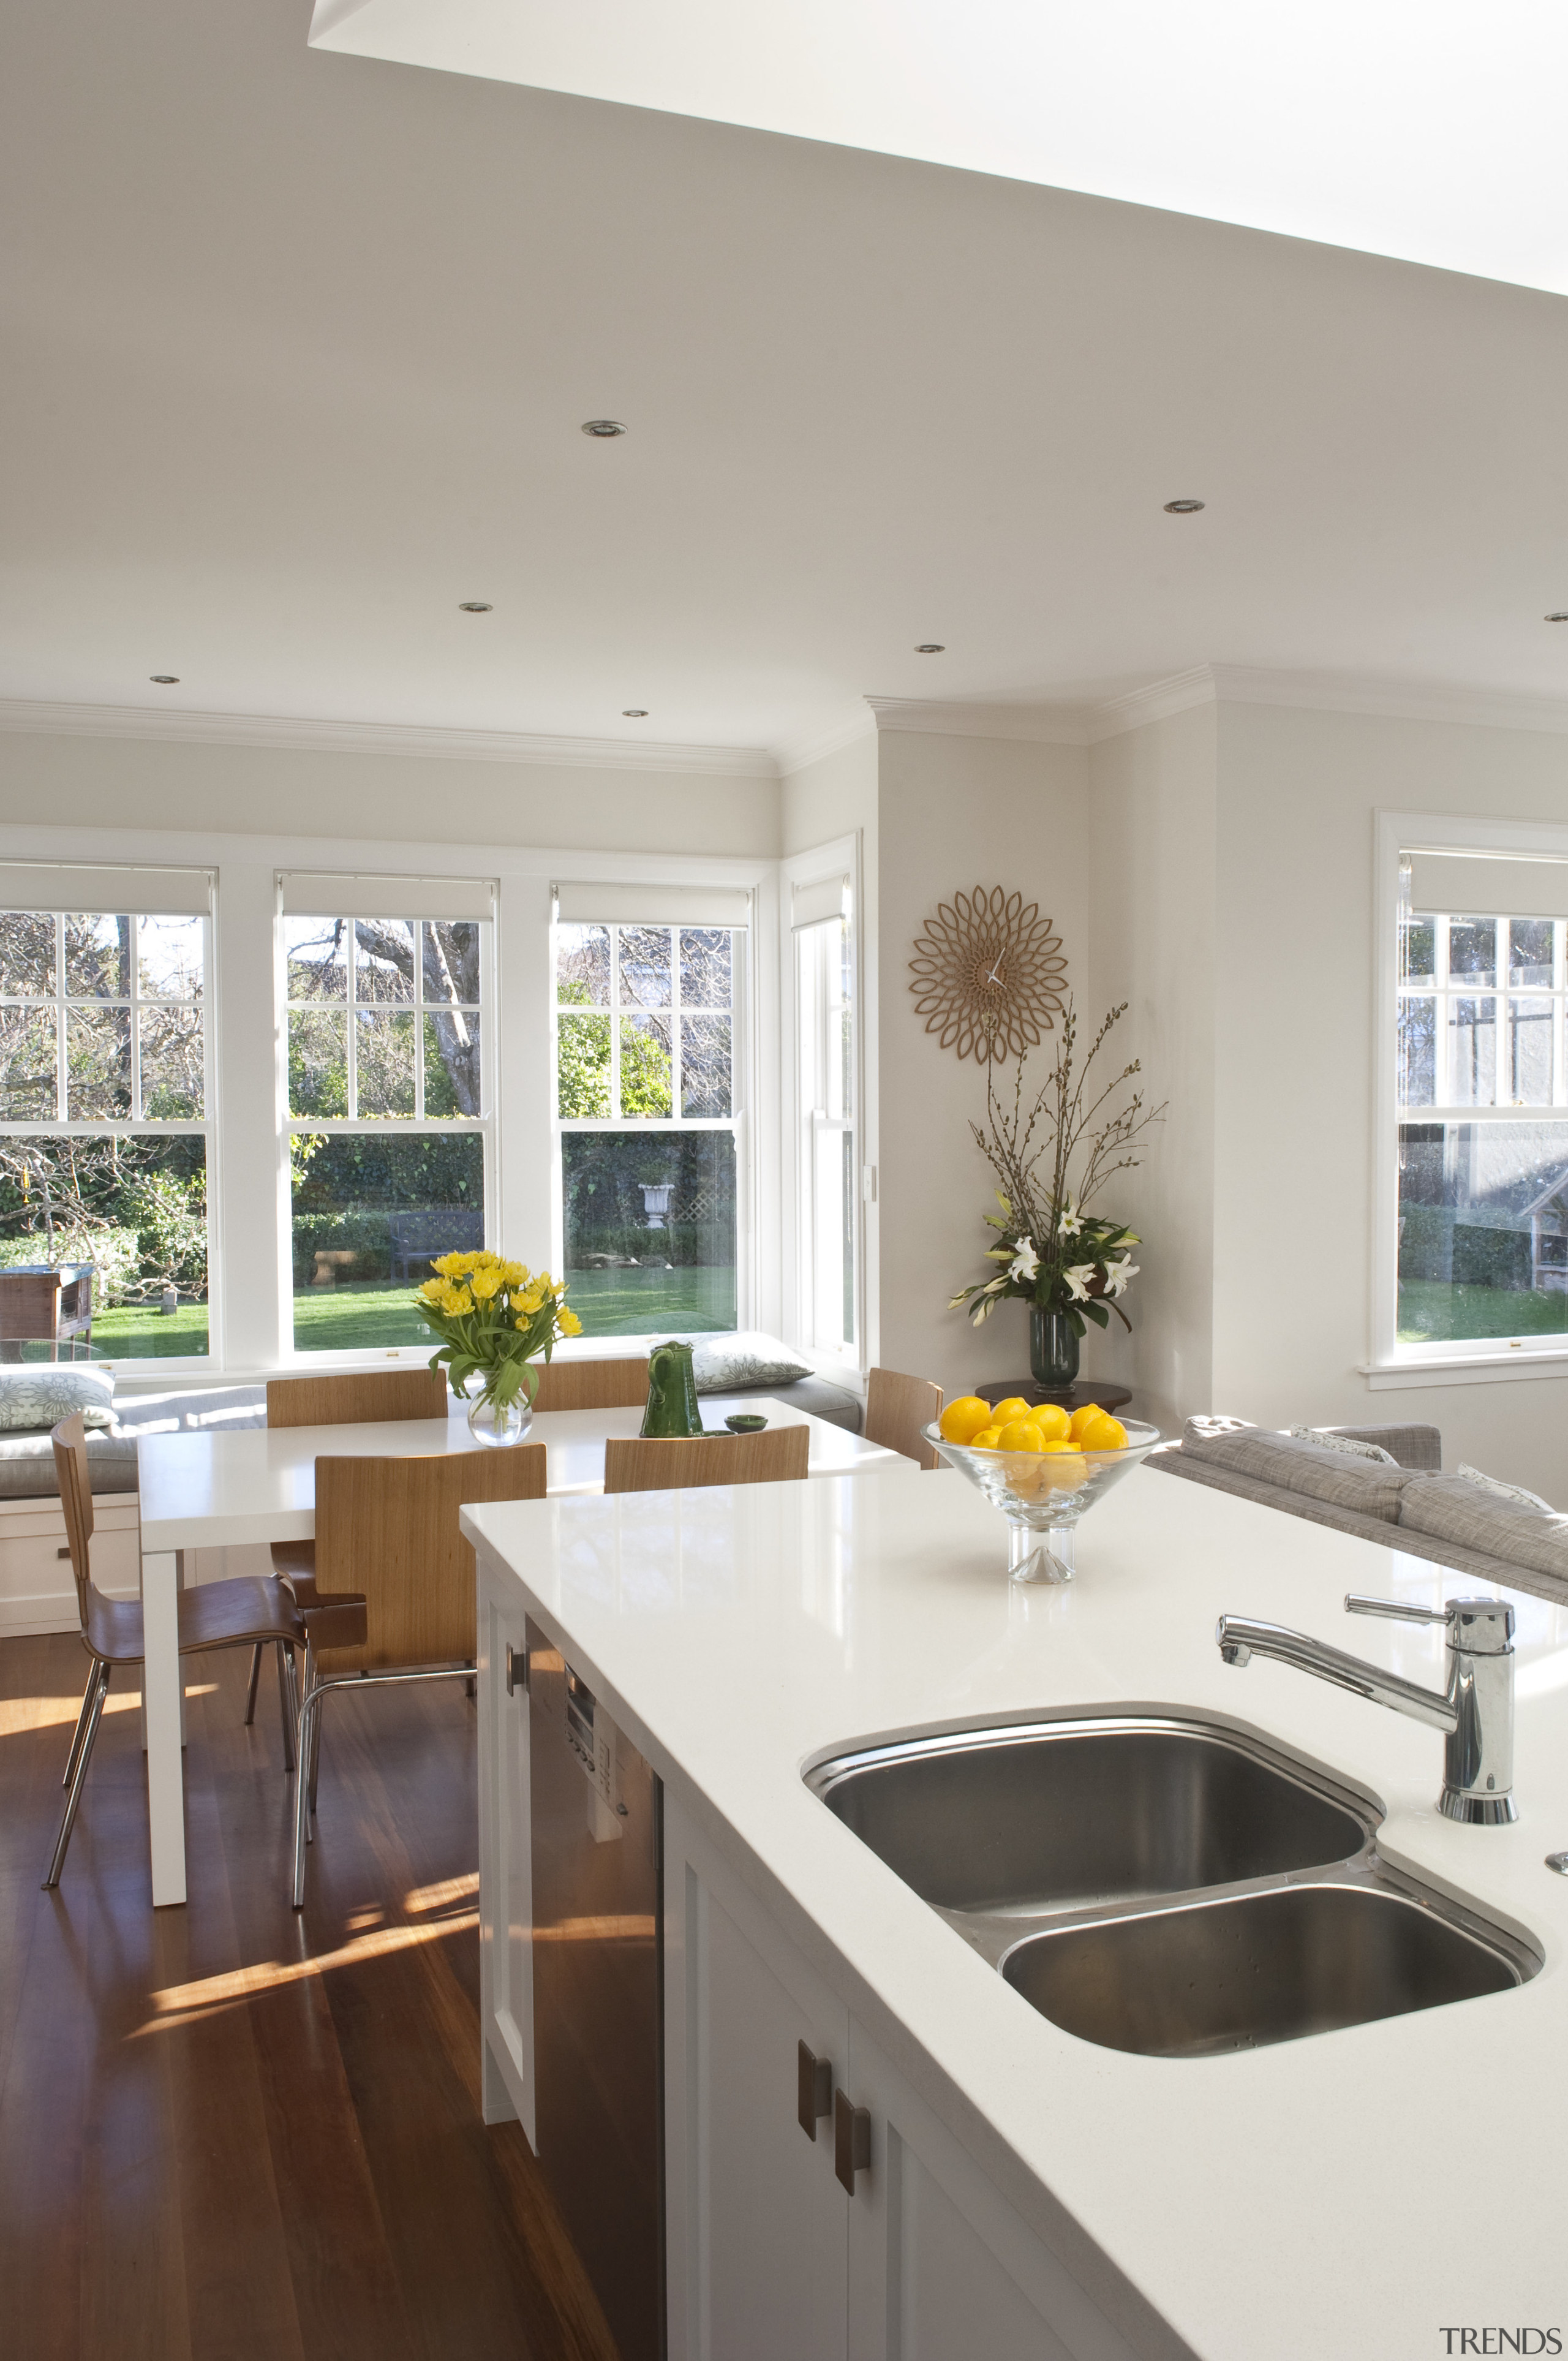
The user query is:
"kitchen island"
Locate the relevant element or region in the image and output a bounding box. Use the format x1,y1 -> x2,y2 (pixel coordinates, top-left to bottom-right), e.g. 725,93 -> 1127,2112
463,1462 -> 1568,2361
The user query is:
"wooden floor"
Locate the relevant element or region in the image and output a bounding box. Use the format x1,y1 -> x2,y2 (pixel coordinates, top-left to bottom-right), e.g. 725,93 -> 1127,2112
0,1633 -> 621,2361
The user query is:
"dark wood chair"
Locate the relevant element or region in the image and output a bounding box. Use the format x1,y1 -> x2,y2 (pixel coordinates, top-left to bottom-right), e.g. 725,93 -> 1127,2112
864,1367 -> 944,1470
46,1413 -> 304,1891
602,1426 -> 809,1493
292,1445 -> 548,1906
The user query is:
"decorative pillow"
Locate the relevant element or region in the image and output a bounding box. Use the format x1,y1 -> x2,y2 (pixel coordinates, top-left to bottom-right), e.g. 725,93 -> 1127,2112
1287,1425 -> 1397,1465
0,1366 -> 115,1432
690,1331 -> 813,1393
1455,1461 -> 1554,1514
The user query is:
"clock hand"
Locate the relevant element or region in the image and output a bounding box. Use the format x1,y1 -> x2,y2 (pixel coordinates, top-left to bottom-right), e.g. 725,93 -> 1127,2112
985,956 -> 1006,986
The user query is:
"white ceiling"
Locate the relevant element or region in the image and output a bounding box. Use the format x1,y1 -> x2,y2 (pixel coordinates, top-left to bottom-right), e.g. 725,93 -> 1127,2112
5,0 -> 1568,765
313,0 -> 1568,297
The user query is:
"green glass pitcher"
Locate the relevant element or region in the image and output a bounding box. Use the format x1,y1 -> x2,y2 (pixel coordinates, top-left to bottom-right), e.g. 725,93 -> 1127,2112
641,1339 -> 704,1438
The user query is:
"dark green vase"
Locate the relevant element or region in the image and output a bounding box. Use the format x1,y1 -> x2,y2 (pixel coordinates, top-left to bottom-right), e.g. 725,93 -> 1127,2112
641,1339 -> 704,1437
1029,1307 -> 1079,1388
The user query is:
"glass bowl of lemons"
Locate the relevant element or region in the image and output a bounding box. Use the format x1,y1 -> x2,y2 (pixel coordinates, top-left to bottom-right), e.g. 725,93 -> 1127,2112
924,1395 -> 1162,1584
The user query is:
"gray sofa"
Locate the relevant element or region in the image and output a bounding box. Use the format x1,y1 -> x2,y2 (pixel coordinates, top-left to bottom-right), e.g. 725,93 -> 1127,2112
1149,1417 -> 1568,1605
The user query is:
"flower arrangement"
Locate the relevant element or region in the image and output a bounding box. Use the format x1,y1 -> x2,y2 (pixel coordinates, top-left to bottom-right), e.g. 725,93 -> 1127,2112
417,1252 -> 582,1413
949,1000 -> 1164,1340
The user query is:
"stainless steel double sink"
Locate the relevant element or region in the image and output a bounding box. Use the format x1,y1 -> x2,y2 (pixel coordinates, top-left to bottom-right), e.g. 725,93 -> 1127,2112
805,1713 -> 1540,2057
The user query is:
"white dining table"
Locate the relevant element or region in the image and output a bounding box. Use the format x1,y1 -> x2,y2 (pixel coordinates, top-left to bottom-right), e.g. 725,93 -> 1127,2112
134,1395 -> 905,1905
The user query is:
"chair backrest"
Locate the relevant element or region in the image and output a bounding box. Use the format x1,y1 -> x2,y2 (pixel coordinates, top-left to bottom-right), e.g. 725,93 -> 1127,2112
530,1356 -> 649,1412
312,1445 -> 548,1672
266,1367 -> 448,1428
50,1413 -> 97,1633
603,1426 -> 809,1494
864,1367 -> 944,1470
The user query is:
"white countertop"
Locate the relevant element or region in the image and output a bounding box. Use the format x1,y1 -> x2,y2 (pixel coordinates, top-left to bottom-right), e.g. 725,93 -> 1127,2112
463,1462 -> 1568,2361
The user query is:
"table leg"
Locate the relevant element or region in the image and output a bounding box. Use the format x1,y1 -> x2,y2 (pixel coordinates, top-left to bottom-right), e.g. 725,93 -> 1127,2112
140,1547 -> 187,1907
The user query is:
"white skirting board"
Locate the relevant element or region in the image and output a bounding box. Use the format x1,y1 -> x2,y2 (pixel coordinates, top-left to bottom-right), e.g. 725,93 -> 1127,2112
0,1491 -> 274,1638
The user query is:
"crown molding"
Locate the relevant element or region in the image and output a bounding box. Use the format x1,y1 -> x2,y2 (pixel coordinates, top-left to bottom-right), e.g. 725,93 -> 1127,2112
1205,663 -> 1568,736
0,696 -> 780,779
865,695 -> 1093,746
1085,665 -> 1218,741
776,708 -> 877,776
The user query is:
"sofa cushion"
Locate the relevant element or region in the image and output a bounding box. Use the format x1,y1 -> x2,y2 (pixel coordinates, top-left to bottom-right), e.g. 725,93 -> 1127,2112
0,1364 -> 115,1430
1397,1474 -> 1568,1586
690,1331 -> 812,1391
1178,1425 -> 1417,1523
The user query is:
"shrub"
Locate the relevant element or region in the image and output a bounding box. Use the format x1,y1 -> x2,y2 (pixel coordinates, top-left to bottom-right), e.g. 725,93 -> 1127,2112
291,1210 -> 393,1286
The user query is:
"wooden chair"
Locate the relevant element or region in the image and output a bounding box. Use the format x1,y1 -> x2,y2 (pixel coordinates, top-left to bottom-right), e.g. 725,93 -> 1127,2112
292,1445 -> 548,1906
864,1367 -> 944,1470
46,1413 -> 304,1891
603,1426 -> 809,1494
255,1366 -> 448,1709
530,1356 -> 649,1412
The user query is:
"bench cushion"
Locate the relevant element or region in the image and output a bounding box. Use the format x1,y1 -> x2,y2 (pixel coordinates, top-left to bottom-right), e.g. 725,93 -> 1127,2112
1397,1473 -> 1568,1587
1177,1424 -> 1419,1524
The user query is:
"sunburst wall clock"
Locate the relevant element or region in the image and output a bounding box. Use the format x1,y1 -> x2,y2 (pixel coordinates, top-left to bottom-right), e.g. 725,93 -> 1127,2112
908,886 -> 1068,1063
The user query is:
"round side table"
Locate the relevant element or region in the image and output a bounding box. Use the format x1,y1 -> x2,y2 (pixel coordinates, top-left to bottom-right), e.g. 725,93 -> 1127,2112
974,1379 -> 1133,1417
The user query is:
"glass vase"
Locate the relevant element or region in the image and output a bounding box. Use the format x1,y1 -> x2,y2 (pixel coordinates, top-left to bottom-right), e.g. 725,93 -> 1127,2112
1028,1306 -> 1080,1388
466,1392 -> 532,1448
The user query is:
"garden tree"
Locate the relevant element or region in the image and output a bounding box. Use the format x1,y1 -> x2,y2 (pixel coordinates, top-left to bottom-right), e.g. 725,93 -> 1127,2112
556,983 -> 674,1117
287,918 -> 481,1117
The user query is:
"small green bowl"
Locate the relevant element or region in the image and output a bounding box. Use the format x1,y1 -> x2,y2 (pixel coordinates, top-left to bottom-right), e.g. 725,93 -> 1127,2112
725,1412 -> 769,1433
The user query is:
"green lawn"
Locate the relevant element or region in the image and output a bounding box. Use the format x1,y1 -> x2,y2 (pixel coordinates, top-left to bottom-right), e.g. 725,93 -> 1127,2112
1397,1281 -> 1568,1344
91,1302 -> 211,1358
287,1264 -> 736,1352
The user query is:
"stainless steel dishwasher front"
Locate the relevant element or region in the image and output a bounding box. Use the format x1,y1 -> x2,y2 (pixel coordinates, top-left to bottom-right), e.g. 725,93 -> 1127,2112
527,1616 -> 664,2361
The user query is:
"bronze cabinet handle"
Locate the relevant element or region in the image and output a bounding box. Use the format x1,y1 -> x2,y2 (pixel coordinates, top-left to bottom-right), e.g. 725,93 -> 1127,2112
834,2087 -> 871,2193
797,2041 -> 832,2140
504,1642 -> 528,1696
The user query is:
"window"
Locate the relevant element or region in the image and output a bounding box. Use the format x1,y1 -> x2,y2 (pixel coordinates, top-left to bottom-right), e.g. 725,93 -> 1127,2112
794,904 -> 856,1358
554,920 -> 742,1335
284,902 -> 491,1353
1392,845 -> 1568,1356
0,899 -> 211,1360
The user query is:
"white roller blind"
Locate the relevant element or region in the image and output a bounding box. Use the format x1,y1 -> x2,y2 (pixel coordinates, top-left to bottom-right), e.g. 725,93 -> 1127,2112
0,863 -> 213,915
553,882 -> 751,927
1407,853 -> 1568,921
791,874 -> 850,930
281,871 -> 495,921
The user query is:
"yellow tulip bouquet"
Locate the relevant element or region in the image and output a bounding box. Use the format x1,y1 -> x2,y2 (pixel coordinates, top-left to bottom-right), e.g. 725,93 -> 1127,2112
416,1251 -> 582,1415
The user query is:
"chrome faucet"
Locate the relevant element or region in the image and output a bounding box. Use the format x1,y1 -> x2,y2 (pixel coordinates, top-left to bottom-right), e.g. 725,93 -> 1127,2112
1216,1594 -> 1518,1826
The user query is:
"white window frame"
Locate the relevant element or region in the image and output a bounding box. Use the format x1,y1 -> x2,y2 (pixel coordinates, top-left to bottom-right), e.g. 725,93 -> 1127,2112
280,899 -> 498,1367
551,913 -> 754,1335
781,833 -> 865,1375
0,894 -> 218,1375
1371,809 -> 1568,1385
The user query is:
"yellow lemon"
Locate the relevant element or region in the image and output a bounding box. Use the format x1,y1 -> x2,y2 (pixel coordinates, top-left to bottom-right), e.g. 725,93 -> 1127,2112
989,1397 -> 1031,1426
1037,1437 -> 1075,1453
1031,1401 -> 1071,1443
1041,1452 -> 1088,1491
998,1419 -> 1046,1452
1067,1402 -> 1105,1442
970,1426 -> 1003,1449
940,1395 -> 995,1445
1077,1413 -> 1128,1453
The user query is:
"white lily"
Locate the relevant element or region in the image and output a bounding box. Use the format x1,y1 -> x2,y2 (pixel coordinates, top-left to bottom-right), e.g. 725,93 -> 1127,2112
1057,1199 -> 1085,1237
1008,1236 -> 1039,1285
1104,1255 -> 1139,1299
1063,1263 -> 1097,1302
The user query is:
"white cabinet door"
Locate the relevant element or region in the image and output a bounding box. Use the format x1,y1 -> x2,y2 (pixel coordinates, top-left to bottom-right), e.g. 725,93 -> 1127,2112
844,2018 -> 1144,2361
665,1794 -> 850,2361
476,1562 -> 534,2139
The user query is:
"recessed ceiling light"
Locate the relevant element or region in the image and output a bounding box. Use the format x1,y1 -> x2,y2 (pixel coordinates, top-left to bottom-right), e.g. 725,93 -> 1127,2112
149,674 -> 179,684
914,643 -> 946,654
458,601 -> 492,613
582,419 -> 627,439
1547,612 -> 1568,623
1164,499 -> 1206,514
622,708 -> 649,717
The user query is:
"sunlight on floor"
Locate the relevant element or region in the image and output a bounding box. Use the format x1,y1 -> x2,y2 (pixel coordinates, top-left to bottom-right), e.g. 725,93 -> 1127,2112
0,1681 -> 218,1734
138,1909 -> 481,2036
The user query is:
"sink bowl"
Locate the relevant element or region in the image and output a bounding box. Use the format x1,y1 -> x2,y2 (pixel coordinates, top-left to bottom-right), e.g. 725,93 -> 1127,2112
807,1715 -> 1371,1917
1001,1878 -> 1535,2057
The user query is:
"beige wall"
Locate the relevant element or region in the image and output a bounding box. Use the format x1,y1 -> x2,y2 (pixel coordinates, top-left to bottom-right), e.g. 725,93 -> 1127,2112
781,728 -> 876,858
0,727 -> 780,858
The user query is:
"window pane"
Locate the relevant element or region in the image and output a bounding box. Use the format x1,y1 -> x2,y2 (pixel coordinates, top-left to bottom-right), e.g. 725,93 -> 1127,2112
1398,995 -> 1436,1105
424,1008 -> 482,1117
0,1007 -> 56,1119
620,1015 -> 672,1117
556,923 -> 609,1007
138,1005 -> 205,1119
619,926 -> 671,1009
1447,997 -> 1496,1105
557,1012 -> 611,1117
679,927 -> 731,1010
1505,997 -> 1554,1106
66,1005 -> 131,1118
561,1129 -> 736,1335
290,1129 -> 484,1353
681,1015 -> 732,1117
1402,913 -> 1436,984
138,915 -> 203,1001
423,921 -> 482,1007
0,1133 -> 209,1360
1509,918 -> 1555,988
1398,1120 -> 1568,1343
0,913 -> 54,997
355,1010 -> 417,1116
65,915 -> 132,1000
288,1008 -> 349,1117
1448,916 -> 1496,987
285,916 -> 350,1002
354,919 -> 416,1004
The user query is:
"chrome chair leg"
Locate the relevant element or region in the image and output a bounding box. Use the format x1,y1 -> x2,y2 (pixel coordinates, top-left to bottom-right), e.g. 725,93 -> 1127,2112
274,1642 -> 297,1772
306,1650 -> 323,1821
292,1680 -> 326,1910
243,1642 -> 263,1725
61,1662 -> 99,1791
43,1661 -> 110,1889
